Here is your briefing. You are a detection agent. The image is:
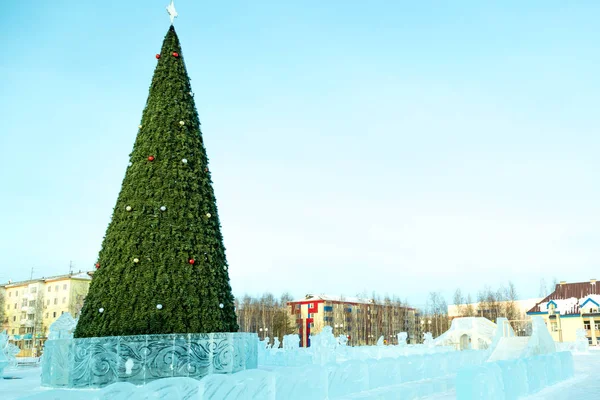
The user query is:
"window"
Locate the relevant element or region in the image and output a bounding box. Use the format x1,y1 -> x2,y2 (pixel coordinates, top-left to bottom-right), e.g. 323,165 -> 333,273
45,313 -> 48,318
15,291 -> 18,297
63,284 -> 67,290
53,312 -> 56,318
54,298 -> 57,305
31,287 -> 37,293
14,303 -> 17,309
13,316 -> 16,322
61,311 -> 65,315
46,299 -> 50,306
27,314 -> 34,320
29,301 -> 35,307
62,297 -> 66,304
309,303 -> 314,308
551,322 -> 558,332
8,292 -> 11,297
48,287 -> 51,293
11,329 -> 15,334
55,285 -> 58,292
25,327 -> 33,333
584,322 -> 591,330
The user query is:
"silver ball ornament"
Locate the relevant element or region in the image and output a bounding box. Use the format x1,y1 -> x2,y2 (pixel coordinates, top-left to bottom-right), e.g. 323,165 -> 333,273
219,303 -> 224,309
182,158 -> 188,164
160,206 -> 167,211
157,304 -> 163,310
99,308 -> 104,313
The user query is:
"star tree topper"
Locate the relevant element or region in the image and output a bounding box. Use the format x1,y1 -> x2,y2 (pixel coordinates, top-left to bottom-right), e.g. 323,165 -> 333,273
166,0 -> 178,24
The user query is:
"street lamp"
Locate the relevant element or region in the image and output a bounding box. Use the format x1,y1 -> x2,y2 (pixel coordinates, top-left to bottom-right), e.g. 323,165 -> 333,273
259,327 -> 268,340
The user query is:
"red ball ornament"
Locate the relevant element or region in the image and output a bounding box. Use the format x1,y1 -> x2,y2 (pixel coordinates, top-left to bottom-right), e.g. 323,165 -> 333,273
172,52 -> 179,58
95,263 -> 100,270
189,259 -> 195,265
148,156 -> 155,161
155,54 -> 161,59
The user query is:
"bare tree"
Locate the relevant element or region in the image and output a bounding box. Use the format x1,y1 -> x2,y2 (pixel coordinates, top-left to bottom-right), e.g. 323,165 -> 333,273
539,278 -> 548,298
464,294 -> 476,317
453,288 -> 464,316
427,291 -> 449,337
502,281 -> 520,322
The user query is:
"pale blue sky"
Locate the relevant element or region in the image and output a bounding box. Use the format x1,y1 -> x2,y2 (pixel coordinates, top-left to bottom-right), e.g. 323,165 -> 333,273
1,1 -> 599,307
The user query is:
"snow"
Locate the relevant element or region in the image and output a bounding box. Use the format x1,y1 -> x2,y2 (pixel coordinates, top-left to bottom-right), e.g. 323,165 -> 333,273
539,294 -> 600,315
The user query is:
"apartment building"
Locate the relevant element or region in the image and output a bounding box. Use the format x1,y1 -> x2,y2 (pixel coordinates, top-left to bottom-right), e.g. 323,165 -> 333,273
288,294 -> 418,347
1,271 -> 93,356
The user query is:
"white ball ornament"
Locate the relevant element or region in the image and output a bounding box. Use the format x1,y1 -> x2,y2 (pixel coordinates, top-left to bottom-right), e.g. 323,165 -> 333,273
99,308 -> 104,313
133,258 -> 139,263
179,120 -> 185,126
206,213 -> 211,218
128,162 -> 132,167
126,206 -> 132,211
138,125 -> 142,129
219,303 -> 224,309
157,304 -> 163,310
160,206 -> 167,211
182,158 -> 188,164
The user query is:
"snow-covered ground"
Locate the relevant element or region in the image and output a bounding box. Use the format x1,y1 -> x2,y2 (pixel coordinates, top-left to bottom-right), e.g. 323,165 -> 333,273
2,351 -> 600,399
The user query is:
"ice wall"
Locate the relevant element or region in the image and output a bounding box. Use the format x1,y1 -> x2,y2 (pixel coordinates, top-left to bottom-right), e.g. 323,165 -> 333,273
456,351 -> 574,399
31,350 -> 490,399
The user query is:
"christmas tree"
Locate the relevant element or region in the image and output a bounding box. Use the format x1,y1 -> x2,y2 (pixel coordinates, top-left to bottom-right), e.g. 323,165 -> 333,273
74,24 -> 238,338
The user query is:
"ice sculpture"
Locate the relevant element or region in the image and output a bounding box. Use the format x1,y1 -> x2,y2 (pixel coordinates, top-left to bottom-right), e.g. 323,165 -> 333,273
376,335 -> 385,346
423,332 -> 434,347
0,330 -> 9,376
575,328 -> 590,352
41,332 -> 258,388
524,316 -> 556,357
5,343 -> 20,366
434,317 -> 496,350
336,334 -> 348,346
282,334 -> 300,350
397,332 -> 408,346
311,326 -> 337,365
47,312 -> 78,340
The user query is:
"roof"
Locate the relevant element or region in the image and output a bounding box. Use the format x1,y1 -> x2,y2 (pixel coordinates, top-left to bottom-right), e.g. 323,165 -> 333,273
527,281 -> 600,315
1,271 -> 93,288
289,293 -> 415,309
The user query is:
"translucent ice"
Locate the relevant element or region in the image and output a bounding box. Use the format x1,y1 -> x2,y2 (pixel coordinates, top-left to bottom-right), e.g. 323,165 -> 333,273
525,316 -> 556,357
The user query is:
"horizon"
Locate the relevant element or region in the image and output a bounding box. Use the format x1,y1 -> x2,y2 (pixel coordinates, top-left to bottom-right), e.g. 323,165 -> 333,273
2,1 -> 599,307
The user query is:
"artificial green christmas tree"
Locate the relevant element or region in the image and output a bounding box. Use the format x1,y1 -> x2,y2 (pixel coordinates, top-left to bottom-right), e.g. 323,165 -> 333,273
74,24 -> 238,338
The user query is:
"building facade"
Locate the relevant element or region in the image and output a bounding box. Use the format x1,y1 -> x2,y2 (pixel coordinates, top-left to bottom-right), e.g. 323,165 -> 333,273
527,280 -> 600,345
1,271 -> 93,356
448,298 -> 542,320
288,294 -> 418,347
